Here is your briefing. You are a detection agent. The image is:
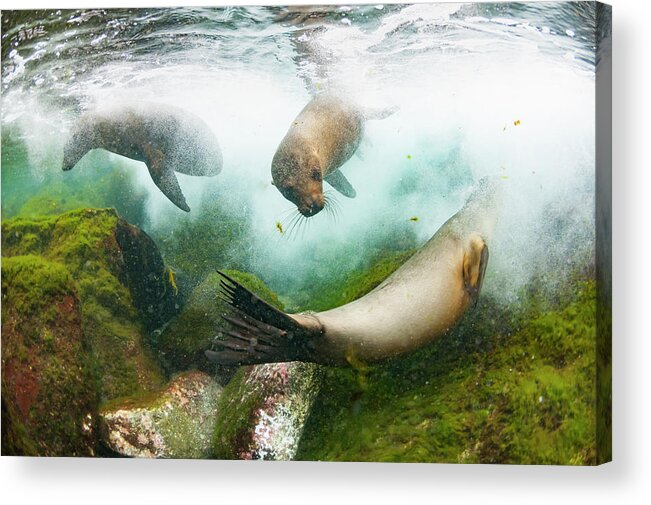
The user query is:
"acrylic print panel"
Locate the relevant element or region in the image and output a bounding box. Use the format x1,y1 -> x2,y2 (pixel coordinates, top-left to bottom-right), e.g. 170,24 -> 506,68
1,2 -> 611,464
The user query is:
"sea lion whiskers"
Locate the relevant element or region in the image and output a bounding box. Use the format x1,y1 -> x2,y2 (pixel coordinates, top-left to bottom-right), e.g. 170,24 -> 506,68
323,190 -> 342,223
285,210 -> 306,240
279,204 -> 299,219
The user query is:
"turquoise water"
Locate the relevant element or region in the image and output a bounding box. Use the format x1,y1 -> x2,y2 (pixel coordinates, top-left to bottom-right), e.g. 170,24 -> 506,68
1,3 -> 598,305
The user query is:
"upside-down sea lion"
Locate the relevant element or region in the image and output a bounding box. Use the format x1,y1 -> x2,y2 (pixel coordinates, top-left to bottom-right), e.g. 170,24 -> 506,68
62,102 -> 223,212
206,178 -> 502,366
271,93 -> 396,217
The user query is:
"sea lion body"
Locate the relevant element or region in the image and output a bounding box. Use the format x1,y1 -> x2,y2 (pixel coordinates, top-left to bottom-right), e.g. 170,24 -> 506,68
62,102 -> 223,211
207,179 -> 501,367
271,94 -> 393,216
302,229 -> 487,364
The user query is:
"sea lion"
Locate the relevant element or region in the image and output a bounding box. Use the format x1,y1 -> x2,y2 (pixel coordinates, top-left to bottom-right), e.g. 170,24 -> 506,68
271,93 -> 396,217
62,102 -> 223,212
206,178 -> 501,367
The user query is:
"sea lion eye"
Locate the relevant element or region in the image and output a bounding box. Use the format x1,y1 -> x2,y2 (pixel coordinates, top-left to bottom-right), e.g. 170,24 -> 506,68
311,168 -> 322,181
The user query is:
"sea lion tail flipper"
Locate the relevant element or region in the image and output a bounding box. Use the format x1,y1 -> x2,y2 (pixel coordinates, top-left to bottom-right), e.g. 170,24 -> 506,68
463,234 -> 489,307
362,105 -> 399,121
205,271 -> 318,366
146,153 -> 191,212
324,169 -> 357,198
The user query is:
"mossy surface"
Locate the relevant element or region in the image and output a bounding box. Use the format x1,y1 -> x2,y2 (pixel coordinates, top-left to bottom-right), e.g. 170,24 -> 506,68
1,209 -> 174,455
296,280 -> 598,464
99,371 -> 222,459
211,366 -> 265,459
1,256 -> 98,456
2,209 -> 166,402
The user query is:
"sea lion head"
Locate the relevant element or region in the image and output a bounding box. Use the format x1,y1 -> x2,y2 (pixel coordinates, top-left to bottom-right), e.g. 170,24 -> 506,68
271,149 -> 325,217
62,116 -> 100,171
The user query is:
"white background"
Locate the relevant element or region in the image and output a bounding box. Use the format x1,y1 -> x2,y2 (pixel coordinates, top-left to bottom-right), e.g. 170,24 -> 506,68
1,0 -> 649,503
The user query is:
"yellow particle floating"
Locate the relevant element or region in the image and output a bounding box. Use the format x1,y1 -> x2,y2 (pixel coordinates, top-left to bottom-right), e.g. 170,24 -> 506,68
168,267 -> 179,296
514,119 -> 521,126
500,175 -> 509,180
276,221 -> 284,234
409,216 -> 419,222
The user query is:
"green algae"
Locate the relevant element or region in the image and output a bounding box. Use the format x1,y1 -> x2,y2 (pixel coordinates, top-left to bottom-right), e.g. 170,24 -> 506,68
1,255 -> 73,317
296,273 -> 598,465
1,256 -> 99,456
2,208 -> 170,455
211,366 -> 265,459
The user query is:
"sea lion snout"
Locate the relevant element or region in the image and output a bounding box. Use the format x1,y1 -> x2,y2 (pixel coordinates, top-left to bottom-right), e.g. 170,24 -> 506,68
298,192 -> 325,216
274,171 -> 325,216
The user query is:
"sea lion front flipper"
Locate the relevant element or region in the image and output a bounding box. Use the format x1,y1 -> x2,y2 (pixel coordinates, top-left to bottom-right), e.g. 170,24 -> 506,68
206,271 -> 320,366
144,146 -> 191,212
324,169 -> 357,198
463,235 -> 489,307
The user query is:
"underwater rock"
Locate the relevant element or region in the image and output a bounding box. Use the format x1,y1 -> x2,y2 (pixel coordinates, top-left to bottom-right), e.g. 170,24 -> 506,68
167,270 -> 325,460
99,371 -> 222,458
212,362 -> 322,461
157,270 -> 284,377
1,256 -> 98,456
1,208 -> 180,455
159,269 -> 323,460
114,217 -> 185,330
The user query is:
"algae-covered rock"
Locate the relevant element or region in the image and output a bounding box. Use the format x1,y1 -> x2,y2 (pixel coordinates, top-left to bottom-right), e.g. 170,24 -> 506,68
1,208 -> 181,456
165,270 -> 321,461
157,269 -> 283,375
99,371 -> 222,458
212,362 -> 322,460
1,256 -> 97,456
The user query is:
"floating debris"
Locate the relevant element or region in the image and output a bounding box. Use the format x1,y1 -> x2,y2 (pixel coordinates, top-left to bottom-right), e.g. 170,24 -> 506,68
409,216 -> 419,222
514,119 -> 521,126
168,267 -> 179,296
406,154 -> 412,159
276,221 -> 284,234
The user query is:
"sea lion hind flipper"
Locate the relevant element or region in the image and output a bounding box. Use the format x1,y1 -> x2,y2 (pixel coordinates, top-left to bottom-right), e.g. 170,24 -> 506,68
145,150 -> 191,212
324,169 -> 357,198
217,271 -> 300,331
463,235 -> 489,307
205,271 -> 318,366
